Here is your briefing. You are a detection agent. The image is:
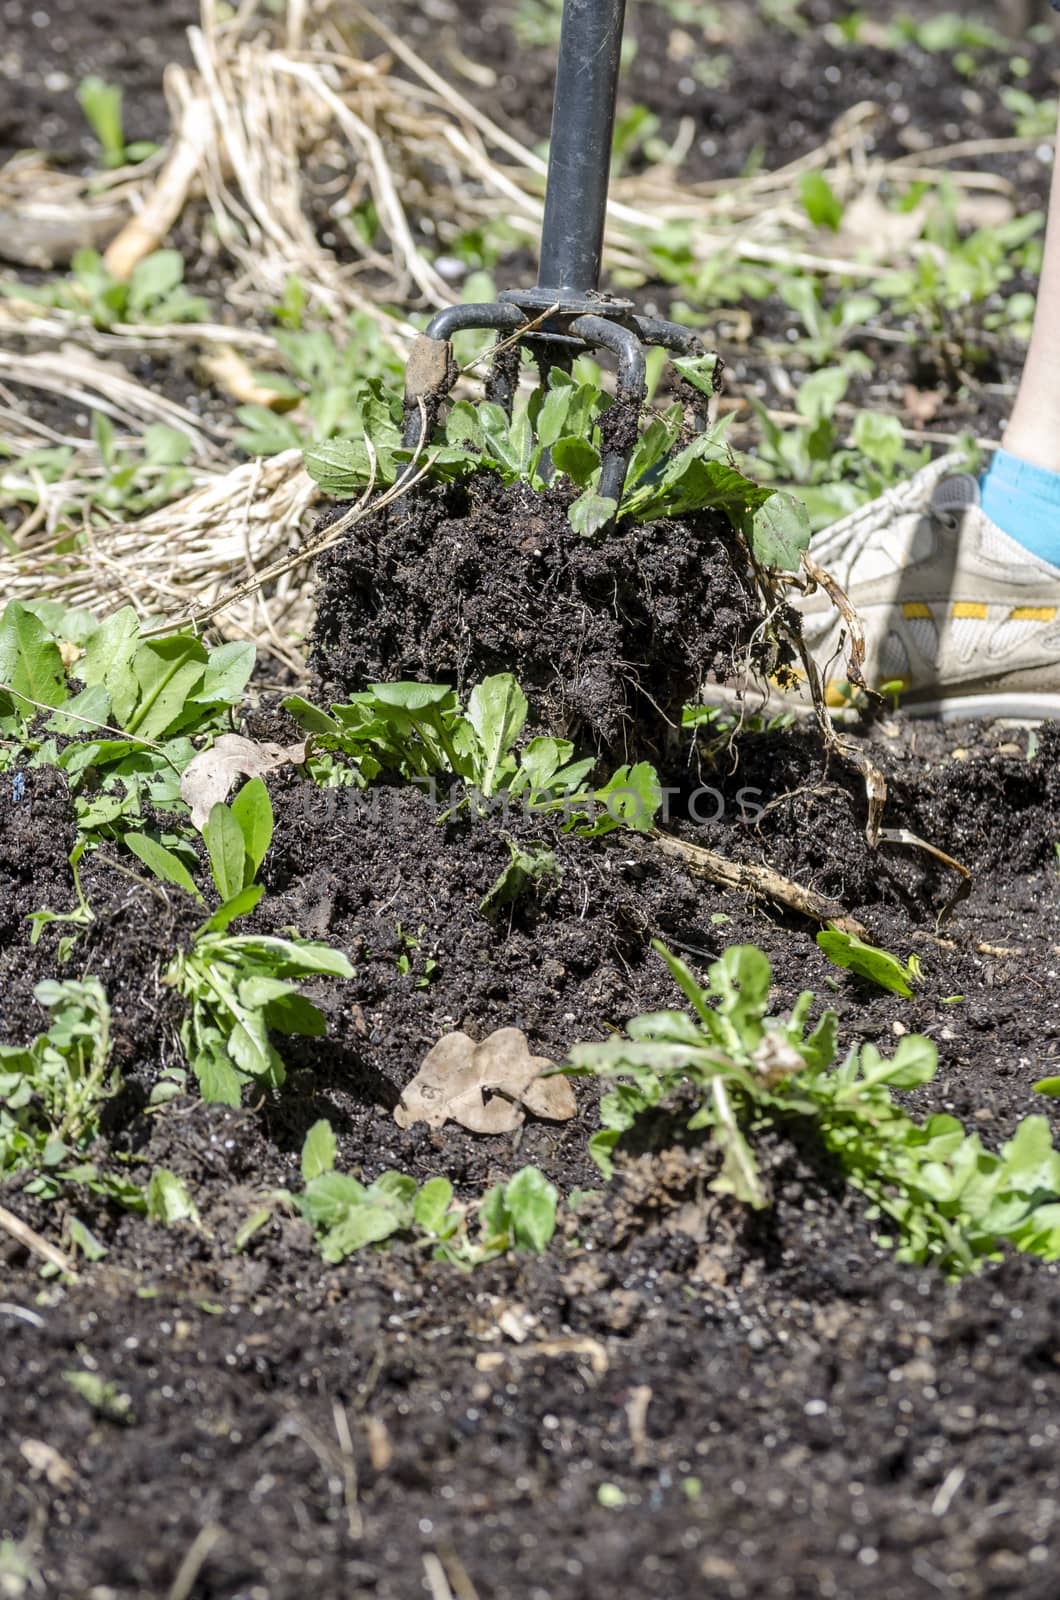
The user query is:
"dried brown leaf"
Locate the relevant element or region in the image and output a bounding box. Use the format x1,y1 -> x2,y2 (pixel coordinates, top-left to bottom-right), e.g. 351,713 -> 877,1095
394,1027 -> 574,1133
180,733 -> 308,830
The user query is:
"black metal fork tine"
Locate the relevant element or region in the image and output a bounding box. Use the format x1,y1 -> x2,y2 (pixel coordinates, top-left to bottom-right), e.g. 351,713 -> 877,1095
569,313 -> 647,502
402,303 -> 525,451
631,315 -> 718,433
483,336 -> 523,416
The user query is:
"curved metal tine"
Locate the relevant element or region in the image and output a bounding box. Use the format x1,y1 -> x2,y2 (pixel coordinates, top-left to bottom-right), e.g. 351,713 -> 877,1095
401,302 -> 525,452
484,335 -> 524,417
569,313 -> 647,504
630,314 -> 716,433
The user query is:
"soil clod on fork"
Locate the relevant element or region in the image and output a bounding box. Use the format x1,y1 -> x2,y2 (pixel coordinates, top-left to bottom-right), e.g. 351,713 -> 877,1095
401,0 -> 712,503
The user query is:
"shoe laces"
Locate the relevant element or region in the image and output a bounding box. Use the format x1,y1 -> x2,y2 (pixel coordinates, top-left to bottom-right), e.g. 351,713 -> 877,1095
809,454 -> 975,573
929,472 -> 979,533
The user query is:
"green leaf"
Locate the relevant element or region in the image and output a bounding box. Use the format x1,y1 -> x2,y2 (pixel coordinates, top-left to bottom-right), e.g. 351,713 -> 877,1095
68,1216 -> 108,1261
262,991 -> 324,1037
852,410 -> 905,476
1000,1115 -> 1060,1193
230,777 -> 273,881
567,490 -> 617,537
125,833 -> 202,898
413,1176 -> 454,1234
80,607 -> 140,710
747,492 -> 812,571
192,1047 -> 244,1105
126,635 -> 208,739
534,382 -> 575,448
444,400 -> 484,449
799,171 -> 844,230
233,1207 -> 273,1252
875,1034 -> 937,1088
816,926 -> 915,998
588,761 -> 662,832
77,76 -> 124,164
146,1168 -> 200,1225
0,600 -> 68,717
301,1119 -> 337,1182
193,641 -> 256,706
709,1081 -> 767,1208
710,945 -> 772,1032
44,682 -> 111,736
281,694 -> 340,733
201,884 -> 264,932
128,250 -> 185,313
142,423 -> 193,465
480,842 -> 561,916
320,1204 -> 402,1261
513,736 -> 562,790
301,1171 -> 368,1227
796,366 -> 850,423
671,352 -> 722,395
205,803 -> 248,901
370,682 -> 453,713
503,1167 -> 557,1251
550,435 -> 601,487
1034,1076 -> 1060,1096
623,413 -> 681,492
467,673 -> 527,795
477,401 -> 529,475
304,437 -> 378,496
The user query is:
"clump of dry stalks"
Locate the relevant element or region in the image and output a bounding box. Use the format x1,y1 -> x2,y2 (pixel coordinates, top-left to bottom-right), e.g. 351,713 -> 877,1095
0,0 -> 1046,655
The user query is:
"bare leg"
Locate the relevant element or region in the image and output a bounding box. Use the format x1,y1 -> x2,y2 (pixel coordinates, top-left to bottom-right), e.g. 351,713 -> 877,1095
1001,102 -> 1060,472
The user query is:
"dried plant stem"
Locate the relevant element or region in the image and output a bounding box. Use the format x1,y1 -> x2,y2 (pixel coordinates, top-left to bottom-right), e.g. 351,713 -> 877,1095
651,830 -> 868,938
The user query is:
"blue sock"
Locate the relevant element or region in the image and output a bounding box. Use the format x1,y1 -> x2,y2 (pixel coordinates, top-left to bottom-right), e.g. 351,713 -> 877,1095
979,447 -> 1060,568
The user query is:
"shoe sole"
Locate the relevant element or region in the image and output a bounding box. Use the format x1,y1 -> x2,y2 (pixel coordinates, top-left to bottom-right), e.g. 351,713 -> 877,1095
903,691 -> 1060,722
705,682 -> 1060,724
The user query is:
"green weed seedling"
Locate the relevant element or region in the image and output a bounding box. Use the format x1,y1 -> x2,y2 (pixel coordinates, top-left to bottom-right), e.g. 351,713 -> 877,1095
305,367 -> 811,568
778,277 -> 880,365
162,779 -> 354,1105
233,314 -> 404,456
747,364 -> 932,527
799,172 -> 844,232
0,976 -> 191,1230
0,248 -> 206,330
875,213 -> 1044,332
286,1119 -> 558,1266
637,223 -> 772,315
0,978 -> 114,1178
63,1368 -> 135,1424
78,75 -> 158,167
0,600 -> 257,853
563,941 -> 1060,1274
284,672 -> 663,839
1,417 -> 194,531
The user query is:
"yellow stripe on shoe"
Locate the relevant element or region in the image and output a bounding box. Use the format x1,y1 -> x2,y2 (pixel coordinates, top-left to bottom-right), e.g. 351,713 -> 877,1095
1009,605 -> 1057,621
952,601 -> 988,619
902,602 -> 932,619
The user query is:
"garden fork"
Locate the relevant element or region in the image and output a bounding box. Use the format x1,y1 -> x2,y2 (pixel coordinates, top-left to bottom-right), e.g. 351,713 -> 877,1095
401,0 -> 713,504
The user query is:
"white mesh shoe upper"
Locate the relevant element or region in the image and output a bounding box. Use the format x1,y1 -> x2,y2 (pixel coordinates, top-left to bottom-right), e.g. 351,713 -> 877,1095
796,455 -> 1060,707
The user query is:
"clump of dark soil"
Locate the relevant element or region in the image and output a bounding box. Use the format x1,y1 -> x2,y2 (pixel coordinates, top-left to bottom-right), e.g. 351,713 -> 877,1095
312,473 -> 762,758
0,762 -> 75,947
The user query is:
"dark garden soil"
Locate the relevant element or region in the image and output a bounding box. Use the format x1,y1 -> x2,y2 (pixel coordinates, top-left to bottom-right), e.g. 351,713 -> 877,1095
4,597 -> 1060,1599
4,3 -> 1060,1599
312,475 -> 763,759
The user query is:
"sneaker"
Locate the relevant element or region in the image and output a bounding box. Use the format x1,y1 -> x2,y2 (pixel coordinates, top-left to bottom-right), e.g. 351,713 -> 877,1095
795,453 -> 1060,719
